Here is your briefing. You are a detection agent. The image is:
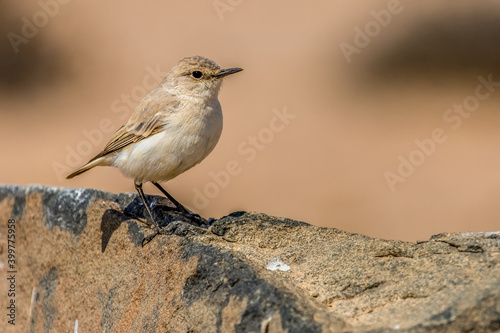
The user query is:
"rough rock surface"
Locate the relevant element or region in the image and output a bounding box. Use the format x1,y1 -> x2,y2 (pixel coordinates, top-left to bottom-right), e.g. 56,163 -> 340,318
0,185 -> 499,332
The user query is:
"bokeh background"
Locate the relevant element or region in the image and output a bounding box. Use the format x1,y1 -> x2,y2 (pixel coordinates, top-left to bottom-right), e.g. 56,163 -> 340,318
2,0 -> 500,241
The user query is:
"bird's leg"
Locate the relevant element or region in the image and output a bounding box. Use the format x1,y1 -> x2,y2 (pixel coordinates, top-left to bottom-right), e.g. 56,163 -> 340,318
135,182 -> 158,227
135,182 -> 162,246
152,182 -> 206,224
151,181 -> 190,214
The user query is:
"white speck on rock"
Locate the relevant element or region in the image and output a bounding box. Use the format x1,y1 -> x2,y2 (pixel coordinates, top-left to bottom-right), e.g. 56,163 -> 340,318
266,258 -> 290,272
74,189 -> 83,200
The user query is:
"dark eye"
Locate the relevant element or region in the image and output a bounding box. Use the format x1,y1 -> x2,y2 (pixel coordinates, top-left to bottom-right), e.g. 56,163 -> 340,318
192,71 -> 203,78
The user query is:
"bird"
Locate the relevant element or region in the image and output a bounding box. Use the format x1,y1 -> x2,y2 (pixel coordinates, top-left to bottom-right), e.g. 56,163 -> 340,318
67,55 -> 242,237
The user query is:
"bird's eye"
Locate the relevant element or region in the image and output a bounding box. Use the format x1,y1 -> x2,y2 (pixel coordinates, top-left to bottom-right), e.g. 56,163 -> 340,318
192,71 -> 203,78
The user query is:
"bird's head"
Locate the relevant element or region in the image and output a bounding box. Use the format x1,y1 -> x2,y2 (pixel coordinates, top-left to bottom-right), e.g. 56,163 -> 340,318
162,55 -> 242,100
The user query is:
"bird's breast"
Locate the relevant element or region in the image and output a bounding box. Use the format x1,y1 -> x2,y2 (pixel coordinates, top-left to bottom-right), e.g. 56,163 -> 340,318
174,98 -> 223,156
115,99 -> 223,183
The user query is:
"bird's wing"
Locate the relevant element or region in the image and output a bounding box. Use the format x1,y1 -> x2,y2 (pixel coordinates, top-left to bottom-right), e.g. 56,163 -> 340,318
90,90 -> 177,161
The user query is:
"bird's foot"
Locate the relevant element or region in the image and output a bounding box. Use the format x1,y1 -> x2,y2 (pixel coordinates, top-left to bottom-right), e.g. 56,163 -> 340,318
141,219 -> 164,246
181,209 -> 208,227
142,229 -> 160,246
140,204 -> 208,246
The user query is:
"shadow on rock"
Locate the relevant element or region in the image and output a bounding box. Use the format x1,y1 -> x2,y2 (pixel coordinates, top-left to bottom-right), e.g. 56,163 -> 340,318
100,209 -> 136,252
100,195 -> 207,251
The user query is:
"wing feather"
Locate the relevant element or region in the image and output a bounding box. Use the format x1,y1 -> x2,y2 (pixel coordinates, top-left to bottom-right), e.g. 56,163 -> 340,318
89,89 -> 177,161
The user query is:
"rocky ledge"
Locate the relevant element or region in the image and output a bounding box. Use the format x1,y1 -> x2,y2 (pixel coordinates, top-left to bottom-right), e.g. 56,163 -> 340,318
0,185 -> 499,332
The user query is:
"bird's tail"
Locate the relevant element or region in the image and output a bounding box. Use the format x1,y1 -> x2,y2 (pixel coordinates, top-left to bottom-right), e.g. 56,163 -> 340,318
66,157 -> 106,179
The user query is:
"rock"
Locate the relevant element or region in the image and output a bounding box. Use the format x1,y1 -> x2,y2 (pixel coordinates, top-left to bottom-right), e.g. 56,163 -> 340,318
0,185 -> 499,332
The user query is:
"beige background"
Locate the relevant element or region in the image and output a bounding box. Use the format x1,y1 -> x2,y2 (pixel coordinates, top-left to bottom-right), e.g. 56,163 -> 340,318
2,0 -> 500,241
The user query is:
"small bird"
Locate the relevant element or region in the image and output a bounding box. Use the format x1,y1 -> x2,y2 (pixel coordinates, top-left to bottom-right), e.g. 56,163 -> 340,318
67,56 -> 242,235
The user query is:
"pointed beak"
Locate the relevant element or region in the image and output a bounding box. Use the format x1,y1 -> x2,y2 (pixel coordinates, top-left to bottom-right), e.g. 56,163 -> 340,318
214,67 -> 243,79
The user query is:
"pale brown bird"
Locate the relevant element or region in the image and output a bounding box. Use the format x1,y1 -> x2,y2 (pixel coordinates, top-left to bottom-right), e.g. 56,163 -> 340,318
67,56 -> 242,236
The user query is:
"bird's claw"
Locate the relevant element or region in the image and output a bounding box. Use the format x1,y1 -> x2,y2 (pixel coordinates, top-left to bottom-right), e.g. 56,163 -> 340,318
141,225 -> 162,246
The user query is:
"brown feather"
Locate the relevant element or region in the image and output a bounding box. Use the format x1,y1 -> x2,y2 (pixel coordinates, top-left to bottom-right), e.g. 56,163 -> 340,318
66,89 -> 177,179
90,89 -> 176,160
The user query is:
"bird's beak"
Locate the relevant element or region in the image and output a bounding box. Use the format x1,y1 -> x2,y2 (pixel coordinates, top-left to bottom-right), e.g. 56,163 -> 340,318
214,67 -> 243,79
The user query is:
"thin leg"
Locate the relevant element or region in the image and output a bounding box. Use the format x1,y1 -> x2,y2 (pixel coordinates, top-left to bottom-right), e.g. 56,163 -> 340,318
152,181 -> 207,225
135,182 -> 160,230
152,181 -> 190,214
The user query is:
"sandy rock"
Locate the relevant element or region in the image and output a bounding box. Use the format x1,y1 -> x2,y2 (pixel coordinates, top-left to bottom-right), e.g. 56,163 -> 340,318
0,185 -> 499,332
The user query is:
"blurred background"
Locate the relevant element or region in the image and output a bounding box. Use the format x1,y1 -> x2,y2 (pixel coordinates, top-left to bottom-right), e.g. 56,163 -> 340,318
1,0 -> 500,241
